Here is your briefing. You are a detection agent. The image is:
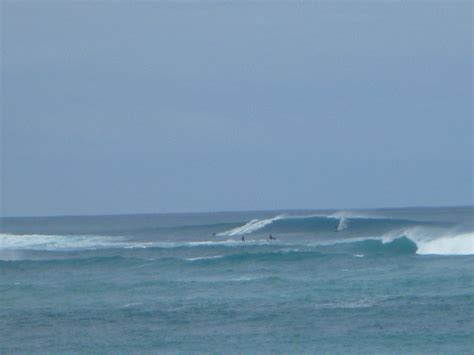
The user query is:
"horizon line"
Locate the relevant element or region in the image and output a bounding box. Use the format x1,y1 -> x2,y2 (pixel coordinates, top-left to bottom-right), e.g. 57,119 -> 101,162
1,204 -> 472,219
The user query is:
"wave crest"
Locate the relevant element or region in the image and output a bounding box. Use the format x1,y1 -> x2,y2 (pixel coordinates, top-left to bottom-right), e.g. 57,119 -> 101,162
378,227 -> 474,256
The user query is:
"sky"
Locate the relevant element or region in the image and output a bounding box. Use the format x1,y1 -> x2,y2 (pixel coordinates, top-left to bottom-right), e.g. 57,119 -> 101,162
1,1 -> 472,217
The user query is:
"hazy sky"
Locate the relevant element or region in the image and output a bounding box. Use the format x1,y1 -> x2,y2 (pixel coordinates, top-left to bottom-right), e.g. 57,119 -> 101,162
1,1 -> 472,217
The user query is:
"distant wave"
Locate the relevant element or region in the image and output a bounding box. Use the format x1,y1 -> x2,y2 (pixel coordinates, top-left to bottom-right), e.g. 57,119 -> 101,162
216,215 -> 285,236
216,213 -> 425,236
217,214 -> 336,236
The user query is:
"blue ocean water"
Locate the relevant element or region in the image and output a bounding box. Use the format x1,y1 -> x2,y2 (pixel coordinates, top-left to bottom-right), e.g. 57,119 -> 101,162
1,206 -> 473,353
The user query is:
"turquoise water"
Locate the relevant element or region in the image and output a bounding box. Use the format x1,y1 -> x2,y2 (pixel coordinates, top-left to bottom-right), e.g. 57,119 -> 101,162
1,207 -> 473,353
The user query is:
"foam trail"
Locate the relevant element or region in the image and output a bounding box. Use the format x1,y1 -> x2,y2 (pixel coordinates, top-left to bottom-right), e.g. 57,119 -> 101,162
0,233 -> 277,252
217,215 -> 283,236
0,233 -> 151,251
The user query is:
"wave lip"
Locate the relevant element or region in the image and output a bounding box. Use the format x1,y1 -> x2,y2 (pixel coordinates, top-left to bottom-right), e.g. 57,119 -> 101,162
377,227 -> 474,256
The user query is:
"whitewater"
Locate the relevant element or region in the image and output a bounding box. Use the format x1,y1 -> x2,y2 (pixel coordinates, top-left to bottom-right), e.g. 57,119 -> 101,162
1,206 -> 473,353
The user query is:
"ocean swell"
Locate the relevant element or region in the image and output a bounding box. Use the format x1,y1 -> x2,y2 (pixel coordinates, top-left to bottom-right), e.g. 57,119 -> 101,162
216,213 -> 425,236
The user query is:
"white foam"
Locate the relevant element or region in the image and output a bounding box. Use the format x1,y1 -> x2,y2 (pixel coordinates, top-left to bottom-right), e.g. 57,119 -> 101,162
380,227 -> 474,255
216,212 -> 388,237
0,233 -> 147,251
216,215 -> 284,236
216,213 -> 345,237
318,299 -> 375,309
0,233 -> 274,252
120,302 -> 143,308
329,211 -> 380,220
336,217 -> 348,231
415,232 -> 474,255
230,275 -> 266,282
2,226 -> 471,256
185,255 -> 224,261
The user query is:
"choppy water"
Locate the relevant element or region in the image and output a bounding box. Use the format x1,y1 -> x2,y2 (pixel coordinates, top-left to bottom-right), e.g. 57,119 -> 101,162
1,206 -> 473,353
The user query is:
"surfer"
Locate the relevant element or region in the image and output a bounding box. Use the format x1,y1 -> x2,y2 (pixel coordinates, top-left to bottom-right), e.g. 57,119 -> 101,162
269,234 -> 276,240
241,236 -> 245,242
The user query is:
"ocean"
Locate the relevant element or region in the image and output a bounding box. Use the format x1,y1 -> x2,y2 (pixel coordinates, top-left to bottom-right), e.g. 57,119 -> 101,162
1,206 -> 473,354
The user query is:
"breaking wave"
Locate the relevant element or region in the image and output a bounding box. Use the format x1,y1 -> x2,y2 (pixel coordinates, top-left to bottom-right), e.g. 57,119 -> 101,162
0,233 -> 277,253
217,213 -> 425,236
1,224 -> 472,257
361,227 -> 474,256
216,215 -> 285,236
402,229 -> 474,256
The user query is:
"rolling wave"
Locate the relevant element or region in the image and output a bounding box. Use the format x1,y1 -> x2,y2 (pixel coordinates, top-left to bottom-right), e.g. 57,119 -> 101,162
402,230 -> 474,256
0,237 -> 420,267
216,215 -> 285,236
0,233 -> 276,253
216,213 -> 426,236
1,224 -> 472,257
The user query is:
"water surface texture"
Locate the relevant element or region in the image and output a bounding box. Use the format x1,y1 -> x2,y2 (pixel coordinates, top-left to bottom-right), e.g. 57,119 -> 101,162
1,207 -> 473,353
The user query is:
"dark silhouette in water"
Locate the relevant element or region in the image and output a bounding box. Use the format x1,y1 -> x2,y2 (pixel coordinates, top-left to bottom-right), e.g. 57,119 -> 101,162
241,236 -> 245,242
269,235 -> 276,240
